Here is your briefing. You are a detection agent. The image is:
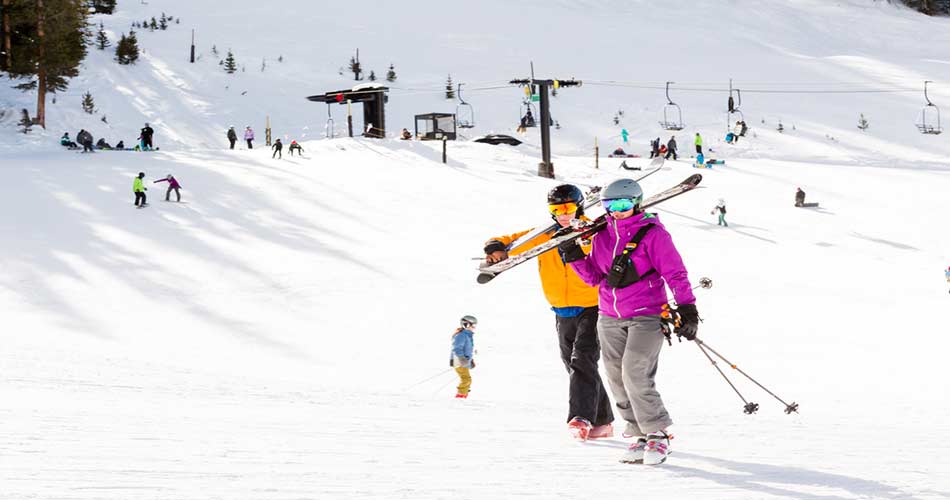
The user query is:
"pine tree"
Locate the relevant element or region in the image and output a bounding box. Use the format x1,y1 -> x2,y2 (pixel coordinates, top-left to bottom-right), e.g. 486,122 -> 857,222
224,49 -> 237,74
96,22 -> 110,50
115,33 -> 128,63
149,17 -> 157,31
211,44 -> 218,57
81,91 -> 95,114
386,63 -> 396,82
278,55 -> 283,62
90,0 -> 116,14
4,0 -> 90,128
126,29 -> 139,63
368,70 -> 376,81
857,113 -> 869,131
159,13 -> 168,30
260,57 -> 266,72
445,74 -> 455,99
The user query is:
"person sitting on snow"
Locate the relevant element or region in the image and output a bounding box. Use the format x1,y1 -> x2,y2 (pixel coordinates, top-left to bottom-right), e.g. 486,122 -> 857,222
60,133 -> 78,148
612,147 -> 627,156
400,128 -> 412,140
96,138 -> 113,150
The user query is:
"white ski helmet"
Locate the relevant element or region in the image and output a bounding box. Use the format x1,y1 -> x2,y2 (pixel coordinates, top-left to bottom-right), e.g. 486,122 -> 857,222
460,315 -> 478,328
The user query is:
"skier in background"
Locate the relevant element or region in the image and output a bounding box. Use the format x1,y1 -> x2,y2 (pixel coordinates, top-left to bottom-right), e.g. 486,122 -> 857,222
227,126 -> 238,149
244,126 -> 255,149
140,123 -> 154,150
712,198 -> 728,226
450,315 -> 478,399
133,172 -> 148,208
694,132 -> 703,155
482,185 -> 614,441
665,136 -> 678,160
795,187 -> 806,207
272,138 -> 283,159
649,137 -> 660,159
560,178 -> 700,465
153,174 -> 182,202
288,140 -> 304,156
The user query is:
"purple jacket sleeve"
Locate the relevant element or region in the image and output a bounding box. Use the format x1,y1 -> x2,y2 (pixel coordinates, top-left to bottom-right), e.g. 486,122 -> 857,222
647,228 -> 696,305
569,237 -> 605,287
153,179 -> 168,184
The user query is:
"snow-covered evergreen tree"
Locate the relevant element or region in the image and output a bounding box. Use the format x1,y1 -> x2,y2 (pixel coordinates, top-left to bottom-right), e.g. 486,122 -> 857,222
224,50 -> 237,74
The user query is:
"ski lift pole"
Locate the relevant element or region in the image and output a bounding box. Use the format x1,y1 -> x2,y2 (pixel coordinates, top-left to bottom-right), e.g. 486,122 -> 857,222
347,99 -> 354,138
695,338 -> 799,414
924,80 -> 934,106
594,137 -> 599,169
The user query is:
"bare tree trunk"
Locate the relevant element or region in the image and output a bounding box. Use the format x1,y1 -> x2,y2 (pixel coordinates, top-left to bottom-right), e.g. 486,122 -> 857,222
35,0 -> 46,128
2,0 -> 12,71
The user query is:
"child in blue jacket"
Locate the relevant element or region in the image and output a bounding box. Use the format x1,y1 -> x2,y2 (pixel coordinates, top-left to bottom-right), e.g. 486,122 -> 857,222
451,315 -> 477,398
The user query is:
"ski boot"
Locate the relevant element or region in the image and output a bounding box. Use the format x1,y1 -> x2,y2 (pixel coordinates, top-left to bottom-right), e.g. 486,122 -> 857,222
643,431 -> 671,465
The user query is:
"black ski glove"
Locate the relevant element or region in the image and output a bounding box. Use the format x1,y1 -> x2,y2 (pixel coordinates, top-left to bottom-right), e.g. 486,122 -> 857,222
675,303 -> 700,341
557,238 -> 586,263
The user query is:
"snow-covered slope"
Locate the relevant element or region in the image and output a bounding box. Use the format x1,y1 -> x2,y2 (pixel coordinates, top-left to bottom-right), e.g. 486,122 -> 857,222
2,1 -> 950,498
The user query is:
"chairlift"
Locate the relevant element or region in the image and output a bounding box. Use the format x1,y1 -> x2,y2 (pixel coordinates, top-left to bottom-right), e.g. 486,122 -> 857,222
658,81 -> 685,131
456,83 -> 475,129
325,102 -> 335,138
726,88 -> 745,131
520,100 -> 537,128
916,80 -> 942,135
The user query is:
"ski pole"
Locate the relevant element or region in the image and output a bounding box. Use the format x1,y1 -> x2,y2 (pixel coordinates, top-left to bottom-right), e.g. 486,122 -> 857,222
695,340 -> 760,415
403,367 -> 454,391
695,338 -> 799,415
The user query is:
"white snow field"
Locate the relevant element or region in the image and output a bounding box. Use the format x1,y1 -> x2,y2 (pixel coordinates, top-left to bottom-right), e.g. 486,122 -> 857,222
2,0 -> 950,499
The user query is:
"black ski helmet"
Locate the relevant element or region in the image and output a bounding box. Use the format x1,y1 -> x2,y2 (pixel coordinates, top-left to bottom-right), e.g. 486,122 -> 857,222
547,184 -> 584,216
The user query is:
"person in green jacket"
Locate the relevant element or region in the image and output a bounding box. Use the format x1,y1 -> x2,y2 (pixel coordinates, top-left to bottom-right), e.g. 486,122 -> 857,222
694,133 -> 703,155
133,172 -> 148,208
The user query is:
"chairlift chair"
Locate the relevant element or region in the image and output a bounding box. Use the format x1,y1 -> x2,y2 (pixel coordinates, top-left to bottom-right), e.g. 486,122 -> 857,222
916,80 -> 943,135
520,100 -> 537,128
658,81 -> 685,131
726,88 -> 744,131
456,83 -> 475,129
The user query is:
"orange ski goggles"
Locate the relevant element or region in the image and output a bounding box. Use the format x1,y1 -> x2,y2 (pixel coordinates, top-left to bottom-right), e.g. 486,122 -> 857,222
548,202 -> 579,216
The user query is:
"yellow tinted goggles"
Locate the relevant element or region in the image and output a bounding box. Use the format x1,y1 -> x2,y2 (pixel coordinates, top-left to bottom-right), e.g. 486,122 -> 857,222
548,202 -> 579,216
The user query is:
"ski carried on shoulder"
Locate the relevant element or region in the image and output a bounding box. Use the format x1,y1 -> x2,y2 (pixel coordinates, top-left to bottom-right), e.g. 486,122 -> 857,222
477,173 -> 702,284
507,157 -> 666,253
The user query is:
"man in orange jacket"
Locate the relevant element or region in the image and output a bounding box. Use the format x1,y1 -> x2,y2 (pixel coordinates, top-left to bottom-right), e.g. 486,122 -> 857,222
483,184 -> 614,441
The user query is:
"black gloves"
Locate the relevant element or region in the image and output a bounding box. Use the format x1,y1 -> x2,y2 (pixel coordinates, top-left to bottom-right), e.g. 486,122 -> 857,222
557,238 -> 586,263
483,240 -> 506,254
675,303 -> 699,341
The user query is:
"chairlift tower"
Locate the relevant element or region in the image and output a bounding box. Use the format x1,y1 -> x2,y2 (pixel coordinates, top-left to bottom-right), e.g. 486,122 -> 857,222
510,68 -> 581,178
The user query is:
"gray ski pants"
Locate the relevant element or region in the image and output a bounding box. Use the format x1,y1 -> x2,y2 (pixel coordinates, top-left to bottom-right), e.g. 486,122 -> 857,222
597,314 -> 673,436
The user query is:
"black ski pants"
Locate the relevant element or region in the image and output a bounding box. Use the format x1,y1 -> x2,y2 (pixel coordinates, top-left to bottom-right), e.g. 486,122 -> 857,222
143,136 -> 153,149
556,307 -> 614,426
229,138 -> 236,149
665,149 -> 677,160
134,191 -> 146,207
246,139 -> 253,149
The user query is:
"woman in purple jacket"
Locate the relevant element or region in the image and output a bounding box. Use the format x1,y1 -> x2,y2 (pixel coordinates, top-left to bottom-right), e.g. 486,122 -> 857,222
154,174 -> 182,202
559,178 -> 699,466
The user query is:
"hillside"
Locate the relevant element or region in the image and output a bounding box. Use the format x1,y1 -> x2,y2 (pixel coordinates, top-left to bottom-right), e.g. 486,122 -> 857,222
1,1 -> 950,499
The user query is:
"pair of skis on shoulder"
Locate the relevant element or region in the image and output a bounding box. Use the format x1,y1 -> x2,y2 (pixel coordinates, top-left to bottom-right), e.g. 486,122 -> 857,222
477,163 -> 701,284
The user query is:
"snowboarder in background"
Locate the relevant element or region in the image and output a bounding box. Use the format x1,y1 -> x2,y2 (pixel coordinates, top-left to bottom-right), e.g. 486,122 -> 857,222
140,123 -> 154,150
95,138 -> 113,150
77,129 -> 94,153
288,140 -> 304,156
227,126 -> 238,149
559,178 -> 700,465
694,132 -> 703,155
272,138 -> 283,159
649,137 -> 660,159
153,174 -> 182,202
60,133 -> 78,148
133,172 -> 148,208
712,199 -> 728,226
244,126 -> 255,149
116,140 -> 125,150
482,185 -> 615,441
450,315 -> 477,399
795,187 -> 806,207
621,128 -> 629,144
665,136 -> 678,160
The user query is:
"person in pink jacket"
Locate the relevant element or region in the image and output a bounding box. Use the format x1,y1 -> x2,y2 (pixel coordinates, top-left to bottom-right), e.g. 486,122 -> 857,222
153,174 -> 182,202
559,178 -> 699,466
244,126 -> 255,149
